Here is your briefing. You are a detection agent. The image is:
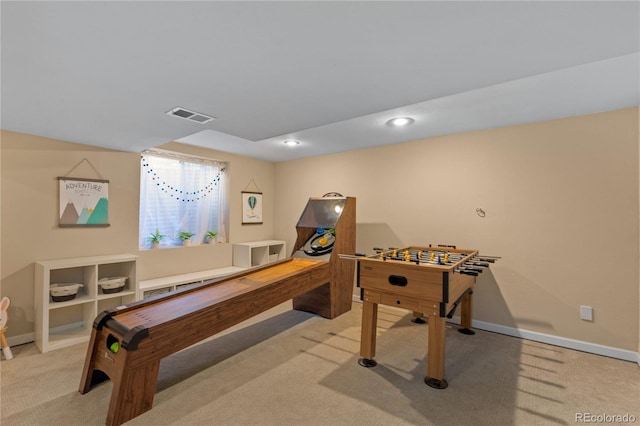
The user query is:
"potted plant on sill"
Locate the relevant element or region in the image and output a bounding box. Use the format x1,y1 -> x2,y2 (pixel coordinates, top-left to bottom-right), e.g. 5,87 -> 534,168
177,231 -> 195,246
205,231 -> 218,244
147,229 -> 165,249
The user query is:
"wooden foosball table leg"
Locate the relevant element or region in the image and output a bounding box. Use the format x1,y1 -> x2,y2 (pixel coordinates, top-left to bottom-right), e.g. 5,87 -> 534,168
458,290 -> 475,335
358,299 -> 378,367
425,313 -> 447,389
411,311 -> 426,324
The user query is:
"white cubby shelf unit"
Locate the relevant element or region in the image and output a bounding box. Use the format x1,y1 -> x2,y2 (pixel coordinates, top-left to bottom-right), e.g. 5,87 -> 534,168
35,254 -> 138,353
137,266 -> 245,299
232,240 -> 286,268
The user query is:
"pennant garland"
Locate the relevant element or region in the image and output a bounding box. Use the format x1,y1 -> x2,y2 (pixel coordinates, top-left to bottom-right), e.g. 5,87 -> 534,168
141,156 -> 222,203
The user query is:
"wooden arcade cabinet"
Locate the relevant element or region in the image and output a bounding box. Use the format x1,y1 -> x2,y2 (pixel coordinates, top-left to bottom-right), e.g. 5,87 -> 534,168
291,195 -> 356,319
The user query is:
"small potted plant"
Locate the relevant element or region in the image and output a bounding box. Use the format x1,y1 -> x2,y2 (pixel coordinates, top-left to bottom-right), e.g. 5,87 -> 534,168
205,230 -> 218,244
177,231 -> 195,246
147,229 -> 165,249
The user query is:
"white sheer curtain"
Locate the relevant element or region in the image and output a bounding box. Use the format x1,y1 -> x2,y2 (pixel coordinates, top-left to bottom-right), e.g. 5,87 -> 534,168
139,152 -> 226,248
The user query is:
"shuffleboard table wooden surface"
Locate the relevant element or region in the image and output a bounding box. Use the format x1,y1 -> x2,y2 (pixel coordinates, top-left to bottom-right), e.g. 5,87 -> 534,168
80,257 -> 330,426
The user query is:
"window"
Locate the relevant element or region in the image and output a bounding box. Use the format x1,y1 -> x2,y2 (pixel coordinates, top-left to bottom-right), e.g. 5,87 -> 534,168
139,151 -> 226,248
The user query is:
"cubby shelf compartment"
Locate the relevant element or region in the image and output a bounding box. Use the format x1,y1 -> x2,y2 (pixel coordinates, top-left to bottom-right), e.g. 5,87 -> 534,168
35,254 -> 138,353
232,240 -> 286,268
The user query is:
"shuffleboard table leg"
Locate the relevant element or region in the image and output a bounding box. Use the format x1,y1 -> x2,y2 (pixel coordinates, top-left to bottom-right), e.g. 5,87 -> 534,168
458,290 -> 475,335
105,358 -> 160,426
425,313 -> 448,389
79,327 -> 104,394
358,299 -> 378,368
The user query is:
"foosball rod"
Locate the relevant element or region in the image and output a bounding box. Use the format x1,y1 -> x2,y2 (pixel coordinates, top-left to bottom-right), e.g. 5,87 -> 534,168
387,258 -> 472,267
473,254 -> 502,263
413,250 -> 468,258
383,254 -> 462,262
465,261 -> 490,267
379,251 -> 470,262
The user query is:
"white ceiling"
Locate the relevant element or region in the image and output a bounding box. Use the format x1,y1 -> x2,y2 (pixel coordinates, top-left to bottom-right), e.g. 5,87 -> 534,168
1,1 -> 638,163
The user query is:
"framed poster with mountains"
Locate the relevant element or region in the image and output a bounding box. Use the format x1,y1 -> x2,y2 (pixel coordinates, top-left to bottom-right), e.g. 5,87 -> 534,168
58,177 -> 110,227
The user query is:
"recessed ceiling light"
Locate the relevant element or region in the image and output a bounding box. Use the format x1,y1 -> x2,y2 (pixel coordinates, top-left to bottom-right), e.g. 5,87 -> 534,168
386,117 -> 415,127
283,140 -> 300,146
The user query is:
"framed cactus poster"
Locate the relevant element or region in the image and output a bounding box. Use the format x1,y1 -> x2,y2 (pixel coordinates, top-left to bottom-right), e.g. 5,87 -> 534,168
241,191 -> 262,224
58,177 -> 110,227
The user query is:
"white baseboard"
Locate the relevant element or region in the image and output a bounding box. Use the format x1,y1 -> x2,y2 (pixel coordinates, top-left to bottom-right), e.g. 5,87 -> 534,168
9,300 -> 640,366
6,332 -> 35,348
449,315 -> 639,364
5,322 -> 85,350
351,296 -> 639,364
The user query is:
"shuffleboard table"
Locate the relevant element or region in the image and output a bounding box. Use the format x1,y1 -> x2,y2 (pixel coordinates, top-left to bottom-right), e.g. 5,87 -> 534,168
80,195 -> 356,426
80,258 -> 329,426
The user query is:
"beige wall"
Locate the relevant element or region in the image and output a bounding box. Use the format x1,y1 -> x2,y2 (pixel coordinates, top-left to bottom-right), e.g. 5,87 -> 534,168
0,132 -> 275,338
2,108 -> 639,353
274,108 -> 640,352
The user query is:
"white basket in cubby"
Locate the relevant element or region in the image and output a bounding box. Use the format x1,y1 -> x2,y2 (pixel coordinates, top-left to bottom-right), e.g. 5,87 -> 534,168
98,276 -> 128,294
50,283 -> 84,302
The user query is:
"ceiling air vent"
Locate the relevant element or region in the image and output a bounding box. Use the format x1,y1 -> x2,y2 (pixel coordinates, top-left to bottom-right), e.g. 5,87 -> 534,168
166,107 -> 215,124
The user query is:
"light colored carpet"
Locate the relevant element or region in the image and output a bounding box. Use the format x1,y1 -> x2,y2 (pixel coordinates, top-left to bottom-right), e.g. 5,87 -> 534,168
1,301 -> 638,426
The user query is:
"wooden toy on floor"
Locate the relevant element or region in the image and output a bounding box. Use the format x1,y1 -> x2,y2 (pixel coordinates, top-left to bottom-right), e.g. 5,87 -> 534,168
0,297 -> 13,360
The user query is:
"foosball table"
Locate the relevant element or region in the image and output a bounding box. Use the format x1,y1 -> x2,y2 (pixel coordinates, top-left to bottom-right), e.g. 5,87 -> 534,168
355,246 -> 498,389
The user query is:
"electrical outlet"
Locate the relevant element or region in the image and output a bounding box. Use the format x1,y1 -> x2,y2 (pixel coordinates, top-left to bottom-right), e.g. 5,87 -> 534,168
580,305 -> 593,321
